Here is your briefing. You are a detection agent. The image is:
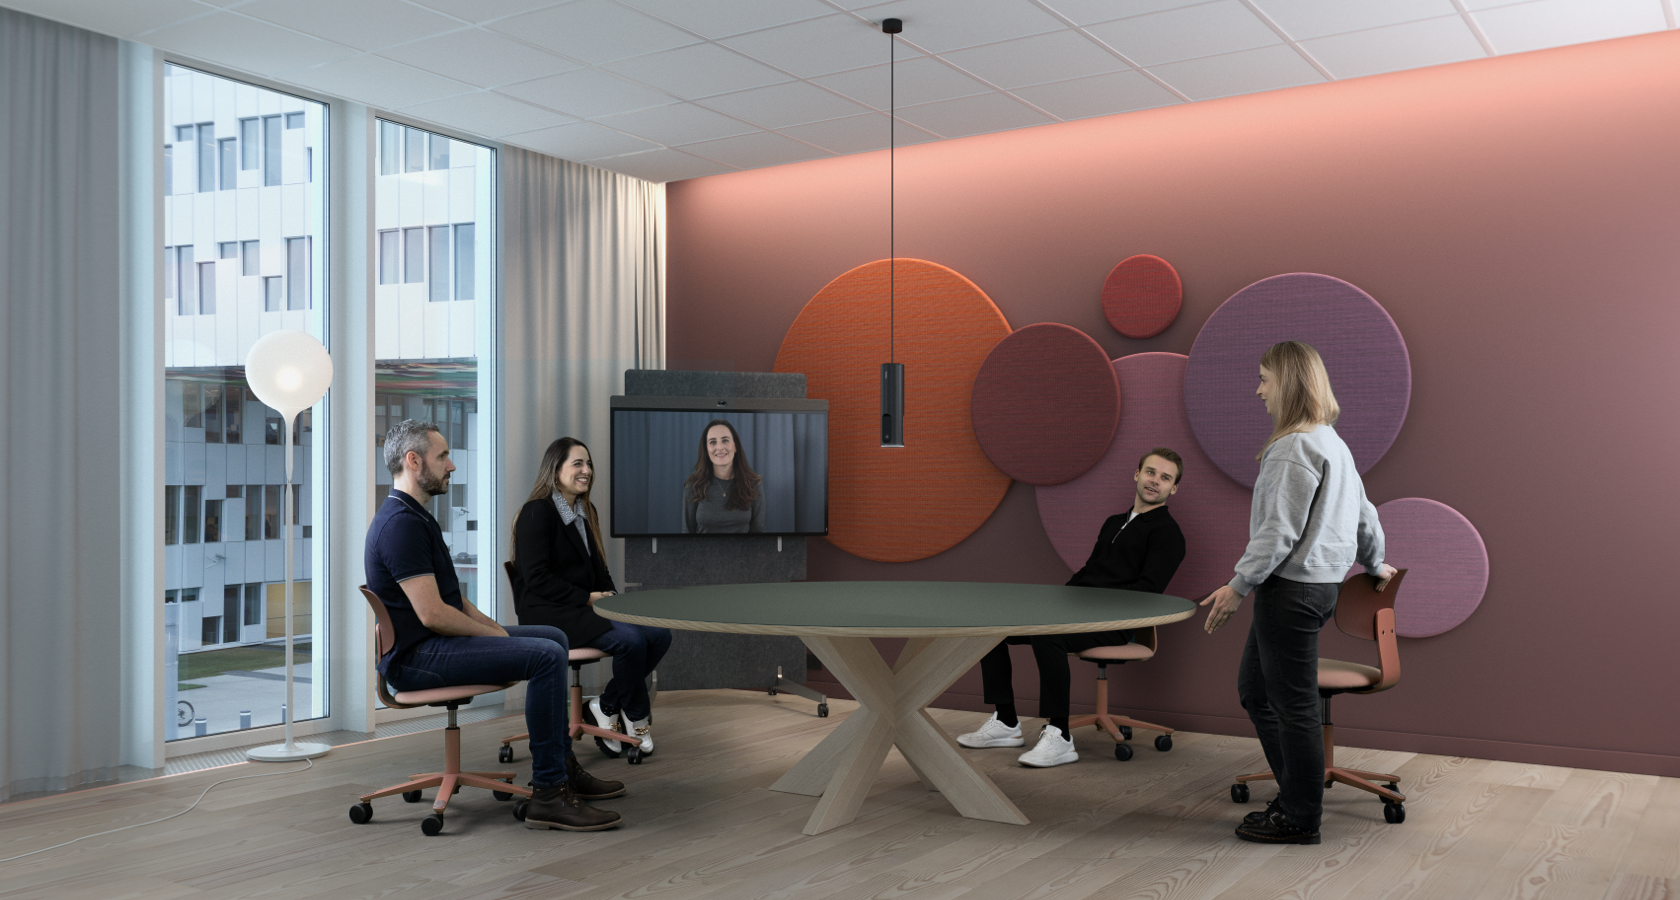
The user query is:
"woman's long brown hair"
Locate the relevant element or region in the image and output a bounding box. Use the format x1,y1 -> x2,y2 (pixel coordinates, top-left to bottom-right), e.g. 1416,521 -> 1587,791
682,419 -> 761,511
510,437 -> 605,562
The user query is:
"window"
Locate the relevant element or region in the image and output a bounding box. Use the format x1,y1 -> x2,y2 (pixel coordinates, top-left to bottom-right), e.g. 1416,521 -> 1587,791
246,484 -> 263,540
204,385 -> 222,444
169,245 -> 196,314
204,498 -> 222,542
184,486 -> 201,544
454,223 -> 475,300
202,616 -> 221,647
196,123 -> 215,193
225,387 -> 242,444
244,584 -> 264,626
286,111 -> 304,129
175,124 -> 192,142
218,241 -> 237,259
403,228 -> 423,283
223,587 -> 241,643
181,587 -> 199,604
165,590 -> 178,603
219,138 -> 236,190
430,133 -> 449,170
405,127 -> 425,173
241,240 -> 259,276
378,230 -> 399,285
164,144 -> 173,196
263,276 -> 282,312
265,407 -> 282,445
286,236 -> 310,310
264,485 -> 281,539
226,485 -> 241,498
263,114 -> 282,187
428,226 -> 450,303
182,382 -> 202,428
198,261 -> 216,315
164,485 -> 180,545
378,121 -> 401,176
240,117 -> 258,169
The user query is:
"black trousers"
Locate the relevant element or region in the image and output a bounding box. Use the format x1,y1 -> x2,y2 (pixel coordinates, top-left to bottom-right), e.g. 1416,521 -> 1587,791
979,629 -> 1133,720
1237,574 -> 1339,830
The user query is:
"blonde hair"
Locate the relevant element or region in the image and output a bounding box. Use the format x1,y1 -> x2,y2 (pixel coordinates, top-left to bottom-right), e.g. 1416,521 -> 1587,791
1257,341 -> 1340,460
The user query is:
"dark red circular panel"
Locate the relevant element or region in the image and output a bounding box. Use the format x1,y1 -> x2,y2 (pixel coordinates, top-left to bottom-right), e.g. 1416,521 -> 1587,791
971,323 -> 1120,485
1102,254 -> 1182,338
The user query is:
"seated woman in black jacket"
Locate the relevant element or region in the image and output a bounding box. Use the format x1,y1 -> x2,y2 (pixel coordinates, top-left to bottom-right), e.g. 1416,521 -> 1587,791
510,438 -> 671,755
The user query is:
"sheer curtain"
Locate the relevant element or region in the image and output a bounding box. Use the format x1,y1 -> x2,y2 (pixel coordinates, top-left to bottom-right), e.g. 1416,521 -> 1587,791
500,149 -> 665,602
0,8 -> 127,800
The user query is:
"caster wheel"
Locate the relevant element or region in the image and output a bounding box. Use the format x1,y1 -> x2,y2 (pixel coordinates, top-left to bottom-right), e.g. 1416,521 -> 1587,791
1384,803 -> 1406,824
1114,743 -> 1134,761
402,790 -> 423,803
818,703 -> 829,718
348,802 -> 373,824
627,745 -> 643,764
1232,783 -> 1251,803
513,800 -> 529,822
498,745 -> 514,764
768,687 -> 777,696
421,814 -> 444,836
1119,725 -> 1133,741
1155,735 -> 1173,752
493,790 -> 513,801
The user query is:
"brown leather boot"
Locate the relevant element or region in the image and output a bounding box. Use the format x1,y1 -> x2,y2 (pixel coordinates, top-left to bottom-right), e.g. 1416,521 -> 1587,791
524,781 -> 622,831
567,752 -> 627,800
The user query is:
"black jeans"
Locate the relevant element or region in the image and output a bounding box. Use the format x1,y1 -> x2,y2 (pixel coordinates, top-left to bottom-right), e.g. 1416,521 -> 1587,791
979,629 -> 1133,719
1237,575 -> 1338,830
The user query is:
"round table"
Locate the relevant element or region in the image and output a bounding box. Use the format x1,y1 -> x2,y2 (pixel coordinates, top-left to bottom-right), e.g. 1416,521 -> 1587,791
595,581 -> 1195,835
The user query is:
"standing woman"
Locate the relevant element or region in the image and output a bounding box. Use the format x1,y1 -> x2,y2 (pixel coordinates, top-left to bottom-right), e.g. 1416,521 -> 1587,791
511,438 -> 672,756
681,419 -> 766,533
1200,341 -> 1396,845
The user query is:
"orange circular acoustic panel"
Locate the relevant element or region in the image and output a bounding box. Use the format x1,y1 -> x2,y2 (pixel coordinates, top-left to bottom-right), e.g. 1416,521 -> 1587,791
775,259 -> 1013,562
1102,254 -> 1182,339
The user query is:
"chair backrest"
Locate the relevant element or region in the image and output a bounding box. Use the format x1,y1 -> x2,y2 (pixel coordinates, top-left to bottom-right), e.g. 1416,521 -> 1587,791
1334,569 -> 1407,640
359,585 -> 398,659
1136,625 -> 1158,653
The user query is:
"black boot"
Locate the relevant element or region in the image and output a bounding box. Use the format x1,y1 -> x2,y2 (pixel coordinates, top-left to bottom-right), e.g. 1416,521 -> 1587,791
1235,808 -> 1320,844
525,781 -> 622,831
567,752 -> 627,800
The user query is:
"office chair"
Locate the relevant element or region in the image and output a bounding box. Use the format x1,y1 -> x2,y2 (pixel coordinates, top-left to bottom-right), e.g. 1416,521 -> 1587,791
348,586 -> 530,836
1065,627 -> 1174,761
1230,569 -> 1411,823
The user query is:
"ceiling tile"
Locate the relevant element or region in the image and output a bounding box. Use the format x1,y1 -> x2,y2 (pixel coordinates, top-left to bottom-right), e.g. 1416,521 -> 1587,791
1303,15 -> 1486,80
942,30 -> 1127,89
1010,69 -> 1182,120
892,91 -> 1055,139
603,42 -> 792,99
1036,0 -> 1210,27
6,0 -> 209,40
407,0 -> 567,23
592,102 -> 756,144
498,68 -> 674,118
376,29 -> 581,88
614,0 -> 833,39
584,147 -> 736,182
1087,0 -> 1282,66
814,56 -> 992,108
678,131 -> 832,169
1147,43 -> 1324,100
502,120 -> 661,160
399,90 -> 573,137
488,0 -> 700,65
777,112 -> 940,155
282,55 -> 478,109
720,14 -> 891,78
138,11 -> 360,77
697,82 -> 871,129
1473,0 -> 1667,55
238,0 -> 462,51
852,0 -> 1068,53
1255,0 -> 1461,40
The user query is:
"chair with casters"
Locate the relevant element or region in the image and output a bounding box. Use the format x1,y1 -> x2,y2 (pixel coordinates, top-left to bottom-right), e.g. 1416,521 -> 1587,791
348,586 -> 531,836
497,561 -> 647,765
1230,569 -> 1411,823
1066,627 -> 1175,761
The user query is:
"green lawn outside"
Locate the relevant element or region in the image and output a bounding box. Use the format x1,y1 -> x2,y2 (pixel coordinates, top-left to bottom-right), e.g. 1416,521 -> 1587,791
179,644 -> 312,681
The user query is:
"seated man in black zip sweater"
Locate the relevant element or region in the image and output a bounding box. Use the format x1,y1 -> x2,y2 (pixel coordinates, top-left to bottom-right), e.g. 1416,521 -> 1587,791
958,447 -> 1188,768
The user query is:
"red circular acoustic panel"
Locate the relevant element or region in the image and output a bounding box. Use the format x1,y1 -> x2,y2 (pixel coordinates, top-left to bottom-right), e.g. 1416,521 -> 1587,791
1102,254 -> 1182,339
774,259 -> 1012,563
971,323 -> 1119,486
1354,498 -> 1488,638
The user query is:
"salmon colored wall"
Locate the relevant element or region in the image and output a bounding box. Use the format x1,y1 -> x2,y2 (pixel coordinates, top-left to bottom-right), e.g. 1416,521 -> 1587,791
664,30 -> 1680,776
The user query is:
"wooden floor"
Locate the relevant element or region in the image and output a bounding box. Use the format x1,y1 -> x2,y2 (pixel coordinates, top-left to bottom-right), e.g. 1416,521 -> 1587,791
2,690 -> 1677,900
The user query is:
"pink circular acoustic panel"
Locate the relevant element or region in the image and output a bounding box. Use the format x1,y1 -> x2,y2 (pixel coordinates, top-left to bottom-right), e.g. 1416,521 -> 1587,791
1038,353 -> 1253,599
1355,498 -> 1488,638
1102,254 -> 1182,339
972,323 -> 1120,486
1183,273 -> 1411,488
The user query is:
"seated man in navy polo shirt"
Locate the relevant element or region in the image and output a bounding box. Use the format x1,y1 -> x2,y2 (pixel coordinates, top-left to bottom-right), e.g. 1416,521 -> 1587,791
366,418 -> 621,831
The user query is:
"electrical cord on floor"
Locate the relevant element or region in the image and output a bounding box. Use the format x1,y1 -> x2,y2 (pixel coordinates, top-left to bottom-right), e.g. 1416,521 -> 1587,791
0,758 -> 314,864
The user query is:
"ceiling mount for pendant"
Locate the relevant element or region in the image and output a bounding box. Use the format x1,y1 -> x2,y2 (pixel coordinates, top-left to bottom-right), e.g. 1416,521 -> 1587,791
880,17 -> 904,448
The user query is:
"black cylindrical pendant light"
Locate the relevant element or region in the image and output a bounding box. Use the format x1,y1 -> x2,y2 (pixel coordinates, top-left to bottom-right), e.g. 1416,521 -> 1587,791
880,17 -> 904,448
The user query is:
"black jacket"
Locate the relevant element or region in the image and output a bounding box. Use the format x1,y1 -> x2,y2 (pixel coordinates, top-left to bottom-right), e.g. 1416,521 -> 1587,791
509,497 -> 616,647
1067,505 -> 1186,594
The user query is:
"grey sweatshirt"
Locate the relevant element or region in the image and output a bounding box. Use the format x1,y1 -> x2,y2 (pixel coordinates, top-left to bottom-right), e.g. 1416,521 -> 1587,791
1228,425 -> 1385,597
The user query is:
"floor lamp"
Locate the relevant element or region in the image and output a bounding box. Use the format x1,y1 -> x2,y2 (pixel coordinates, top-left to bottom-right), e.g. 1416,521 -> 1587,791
244,329 -> 334,762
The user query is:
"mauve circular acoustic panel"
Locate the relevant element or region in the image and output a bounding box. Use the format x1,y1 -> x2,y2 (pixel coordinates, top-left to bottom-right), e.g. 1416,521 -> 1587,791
971,323 -> 1119,486
1356,497 -> 1489,638
1183,273 -> 1410,489
1102,254 -> 1182,339
774,258 -> 1012,563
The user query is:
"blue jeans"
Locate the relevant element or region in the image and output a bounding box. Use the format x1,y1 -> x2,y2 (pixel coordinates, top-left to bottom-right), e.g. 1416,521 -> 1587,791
1237,575 -> 1339,830
386,625 -> 571,788
587,621 -> 671,722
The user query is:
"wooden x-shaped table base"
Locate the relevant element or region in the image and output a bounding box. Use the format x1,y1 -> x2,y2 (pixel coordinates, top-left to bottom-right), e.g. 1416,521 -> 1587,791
770,634 -> 1027,835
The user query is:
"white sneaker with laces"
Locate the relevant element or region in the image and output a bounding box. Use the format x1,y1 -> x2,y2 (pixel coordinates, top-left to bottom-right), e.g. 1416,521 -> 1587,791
628,715 -> 653,755
956,712 -> 1024,749
1017,725 -> 1078,768
589,697 -> 624,753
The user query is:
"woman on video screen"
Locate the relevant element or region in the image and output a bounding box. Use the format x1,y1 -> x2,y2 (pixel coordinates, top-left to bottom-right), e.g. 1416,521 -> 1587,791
682,419 -> 765,533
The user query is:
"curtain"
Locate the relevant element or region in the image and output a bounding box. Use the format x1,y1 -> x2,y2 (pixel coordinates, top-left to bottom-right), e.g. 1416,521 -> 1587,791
0,8 -> 124,801
500,149 -> 664,595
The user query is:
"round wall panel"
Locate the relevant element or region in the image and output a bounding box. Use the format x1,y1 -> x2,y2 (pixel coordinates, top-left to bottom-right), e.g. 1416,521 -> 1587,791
1357,497 -> 1488,638
1183,273 -> 1411,488
972,323 -> 1119,486
1102,254 -> 1182,339
775,258 -> 1013,563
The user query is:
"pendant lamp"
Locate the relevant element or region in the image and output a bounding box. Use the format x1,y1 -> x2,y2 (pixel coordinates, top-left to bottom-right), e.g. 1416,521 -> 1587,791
880,17 -> 905,448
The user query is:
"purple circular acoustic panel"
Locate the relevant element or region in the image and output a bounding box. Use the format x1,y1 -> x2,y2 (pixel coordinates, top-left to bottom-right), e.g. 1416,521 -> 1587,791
1038,353 -> 1253,599
1354,498 -> 1488,638
1183,273 -> 1410,488
972,323 -> 1120,485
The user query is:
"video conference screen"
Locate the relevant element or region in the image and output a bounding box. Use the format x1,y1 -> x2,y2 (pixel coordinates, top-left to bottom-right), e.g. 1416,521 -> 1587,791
610,397 -> 829,537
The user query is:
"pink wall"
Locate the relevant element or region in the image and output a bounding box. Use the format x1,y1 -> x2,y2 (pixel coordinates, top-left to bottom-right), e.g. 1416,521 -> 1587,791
665,30 -> 1680,776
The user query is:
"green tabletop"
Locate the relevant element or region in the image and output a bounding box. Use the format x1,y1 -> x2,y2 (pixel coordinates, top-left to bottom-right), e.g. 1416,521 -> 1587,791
594,581 -> 1196,638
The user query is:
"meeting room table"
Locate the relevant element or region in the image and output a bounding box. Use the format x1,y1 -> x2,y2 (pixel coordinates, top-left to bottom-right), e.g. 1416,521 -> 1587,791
594,581 -> 1196,835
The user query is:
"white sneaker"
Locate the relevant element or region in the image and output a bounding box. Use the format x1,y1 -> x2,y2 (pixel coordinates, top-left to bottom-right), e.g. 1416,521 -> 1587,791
956,712 -> 1024,748
589,697 -> 624,753
627,715 -> 653,755
1017,725 -> 1078,768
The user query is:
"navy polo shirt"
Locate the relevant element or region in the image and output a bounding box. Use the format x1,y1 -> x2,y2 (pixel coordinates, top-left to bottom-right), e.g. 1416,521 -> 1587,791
365,489 -> 462,671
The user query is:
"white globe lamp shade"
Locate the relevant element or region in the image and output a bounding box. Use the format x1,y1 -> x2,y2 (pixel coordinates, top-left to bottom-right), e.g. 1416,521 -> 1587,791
245,330 -> 333,419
